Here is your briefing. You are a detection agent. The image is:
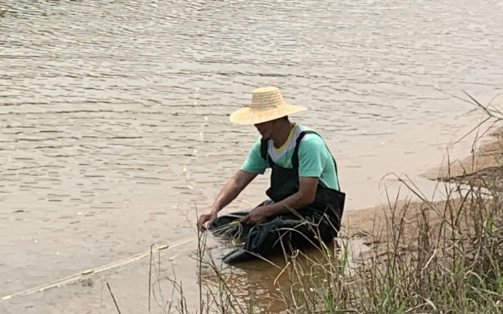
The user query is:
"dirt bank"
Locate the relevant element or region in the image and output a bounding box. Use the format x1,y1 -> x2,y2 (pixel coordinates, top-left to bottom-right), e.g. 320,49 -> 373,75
340,123 -> 503,259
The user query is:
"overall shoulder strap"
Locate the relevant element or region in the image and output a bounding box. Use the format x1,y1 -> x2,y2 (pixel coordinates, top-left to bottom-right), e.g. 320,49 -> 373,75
292,131 -> 311,170
292,130 -> 341,189
260,139 -> 273,167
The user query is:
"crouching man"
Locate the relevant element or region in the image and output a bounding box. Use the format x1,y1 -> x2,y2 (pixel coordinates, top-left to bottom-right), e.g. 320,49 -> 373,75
197,86 -> 345,264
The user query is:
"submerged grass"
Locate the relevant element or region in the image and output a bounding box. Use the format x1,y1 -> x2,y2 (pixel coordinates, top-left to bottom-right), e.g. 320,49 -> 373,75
144,93 -> 503,314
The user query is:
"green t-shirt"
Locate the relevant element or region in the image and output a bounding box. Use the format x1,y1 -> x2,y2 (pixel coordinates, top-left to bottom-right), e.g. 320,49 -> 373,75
240,124 -> 340,190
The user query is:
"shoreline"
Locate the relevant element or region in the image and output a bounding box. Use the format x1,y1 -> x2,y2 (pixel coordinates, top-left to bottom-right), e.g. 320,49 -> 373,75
340,121 -> 503,253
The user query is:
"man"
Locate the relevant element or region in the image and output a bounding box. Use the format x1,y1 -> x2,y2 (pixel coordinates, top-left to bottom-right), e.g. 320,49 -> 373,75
197,86 -> 345,264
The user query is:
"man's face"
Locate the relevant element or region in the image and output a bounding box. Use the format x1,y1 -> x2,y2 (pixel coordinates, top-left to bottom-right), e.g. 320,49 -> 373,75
254,120 -> 275,139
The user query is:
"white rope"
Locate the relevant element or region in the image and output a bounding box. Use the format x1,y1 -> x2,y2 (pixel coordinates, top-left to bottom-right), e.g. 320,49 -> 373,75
2,237 -> 196,301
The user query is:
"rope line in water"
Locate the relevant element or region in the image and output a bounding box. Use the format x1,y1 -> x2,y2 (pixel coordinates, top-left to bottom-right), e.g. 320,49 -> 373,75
2,237 -> 196,301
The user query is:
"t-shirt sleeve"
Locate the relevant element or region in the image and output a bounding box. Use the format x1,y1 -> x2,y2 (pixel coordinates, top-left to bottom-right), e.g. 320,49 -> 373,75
240,139 -> 269,174
298,138 -> 328,178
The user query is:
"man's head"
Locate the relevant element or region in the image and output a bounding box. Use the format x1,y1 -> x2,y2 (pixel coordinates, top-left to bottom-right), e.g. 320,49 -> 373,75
229,86 -> 307,126
254,116 -> 290,140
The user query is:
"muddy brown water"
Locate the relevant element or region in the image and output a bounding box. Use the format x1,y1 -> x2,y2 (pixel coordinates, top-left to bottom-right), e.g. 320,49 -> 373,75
1,0 -> 502,313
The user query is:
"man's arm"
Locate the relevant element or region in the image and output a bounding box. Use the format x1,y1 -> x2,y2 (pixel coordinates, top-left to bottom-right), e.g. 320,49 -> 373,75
241,176 -> 318,224
209,169 -> 258,214
197,169 -> 257,231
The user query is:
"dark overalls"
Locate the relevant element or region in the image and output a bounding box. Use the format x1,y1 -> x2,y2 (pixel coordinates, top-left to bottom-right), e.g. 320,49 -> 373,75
210,131 -> 345,264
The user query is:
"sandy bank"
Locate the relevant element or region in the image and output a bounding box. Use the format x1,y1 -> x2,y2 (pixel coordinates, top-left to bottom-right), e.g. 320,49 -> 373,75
340,121 -> 503,258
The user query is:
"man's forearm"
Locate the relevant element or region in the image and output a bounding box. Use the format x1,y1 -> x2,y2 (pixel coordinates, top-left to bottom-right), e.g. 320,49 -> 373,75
209,170 -> 257,214
210,179 -> 242,213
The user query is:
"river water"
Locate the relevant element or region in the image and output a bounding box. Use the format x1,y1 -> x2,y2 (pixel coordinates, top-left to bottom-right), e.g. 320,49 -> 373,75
1,0 -> 502,313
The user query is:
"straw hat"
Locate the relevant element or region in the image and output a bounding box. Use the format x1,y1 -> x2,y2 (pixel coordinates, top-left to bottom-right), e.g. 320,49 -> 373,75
229,86 -> 308,125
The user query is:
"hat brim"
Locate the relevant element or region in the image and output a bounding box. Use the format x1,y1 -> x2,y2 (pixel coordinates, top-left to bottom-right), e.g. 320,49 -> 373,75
229,103 -> 307,125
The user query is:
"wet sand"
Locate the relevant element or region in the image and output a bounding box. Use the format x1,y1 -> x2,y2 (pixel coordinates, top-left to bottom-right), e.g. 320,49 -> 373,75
423,123 -> 503,188
2,0 -> 503,313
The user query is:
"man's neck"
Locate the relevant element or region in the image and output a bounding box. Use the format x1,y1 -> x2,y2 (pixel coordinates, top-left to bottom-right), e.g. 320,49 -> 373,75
271,120 -> 294,149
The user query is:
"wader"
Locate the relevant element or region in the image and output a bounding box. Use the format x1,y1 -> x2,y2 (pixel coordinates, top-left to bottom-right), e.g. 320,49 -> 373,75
210,131 -> 345,264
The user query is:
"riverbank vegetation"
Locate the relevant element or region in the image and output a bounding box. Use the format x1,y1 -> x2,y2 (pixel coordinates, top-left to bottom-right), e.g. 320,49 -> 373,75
136,94 -> 503,314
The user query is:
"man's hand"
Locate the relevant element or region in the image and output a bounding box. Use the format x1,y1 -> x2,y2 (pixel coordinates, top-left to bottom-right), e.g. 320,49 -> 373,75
241,206 -> 269,225
197,210 -> 218,232
196,170 -> 258,232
